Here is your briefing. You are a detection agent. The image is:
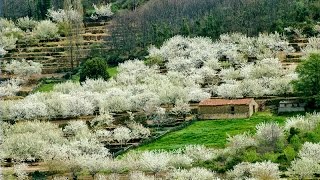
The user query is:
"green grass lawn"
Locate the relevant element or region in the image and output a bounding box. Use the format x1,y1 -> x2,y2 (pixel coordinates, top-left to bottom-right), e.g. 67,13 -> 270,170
34,83 -> 56,92
137,112 -> 290,151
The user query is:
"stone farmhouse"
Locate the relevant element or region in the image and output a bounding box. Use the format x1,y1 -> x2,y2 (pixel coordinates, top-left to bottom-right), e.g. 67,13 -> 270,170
198,98 -> 258,120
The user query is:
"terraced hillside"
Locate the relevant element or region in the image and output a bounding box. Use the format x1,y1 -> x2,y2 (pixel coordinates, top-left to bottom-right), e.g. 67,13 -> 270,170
1,21 -> 111,74
282,38 -> 307,70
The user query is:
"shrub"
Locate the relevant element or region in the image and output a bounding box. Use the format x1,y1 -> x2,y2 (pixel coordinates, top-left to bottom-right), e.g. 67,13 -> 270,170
0,78 -> 22,97
91,4 -> 114,19
287,142 -> 320,179
227,161 -> 280,180
0,34 -> 18,51
168,152 -> 193,168
283,146 -> 297,162
287,158 -> 320,179
242,149 -> 260,163
129,171 -> 155,180
289,135 -> 302,151
47,9 -> 82,23
4,60 -> 42,77
285,113 -> 320,132
1,121 -> 64,162
127,122 -> 151,139
113,127 -> 132,145
226,132 -> 256,153
183,145 -> 217,162
33,20 -> 59,41
79,57 -> 110,83
63,121 -> 91,138
53,81 -> 81,94
144,56 -> 164,67
16,17 -> 37,31
167,167 -> 217,180
13,163 -> 28,180
0,47 -> 7,56
293,54 -> 320,101
255,122 -> 284,149
90,113 -> 115,128
139,151 -> 171,174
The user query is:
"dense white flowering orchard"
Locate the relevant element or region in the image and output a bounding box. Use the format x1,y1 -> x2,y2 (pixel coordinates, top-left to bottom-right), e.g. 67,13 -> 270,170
0,7 -> 85,57
0,33 -> 301,120
0,60 -> 42,97
0,17 -> 59,55
149,34 -> 297,98
4,113 -> 320,179
4,59 -> 42,77
0,59 -> 204,120
0,117 -> 150,162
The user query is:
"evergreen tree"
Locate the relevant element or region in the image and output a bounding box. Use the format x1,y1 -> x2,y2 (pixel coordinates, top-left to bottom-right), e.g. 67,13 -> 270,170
36,0 -> 52,19
79,57 -> 110,83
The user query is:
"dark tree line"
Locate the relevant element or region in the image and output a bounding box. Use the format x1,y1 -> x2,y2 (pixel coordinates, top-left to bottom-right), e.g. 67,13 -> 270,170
106,0 -> 320,63
0,0 -> 148,19
0,0 -> 56,19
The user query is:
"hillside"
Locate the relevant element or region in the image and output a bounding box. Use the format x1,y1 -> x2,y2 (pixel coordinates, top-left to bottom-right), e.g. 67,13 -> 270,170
2,0 -> 320,180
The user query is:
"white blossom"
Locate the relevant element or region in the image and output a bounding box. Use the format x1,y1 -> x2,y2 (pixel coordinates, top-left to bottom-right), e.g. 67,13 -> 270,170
184,145 -> 216,162
139,151 -> 171,174
47,8 -> 82,23
53,81 -> 81,94
63,121 -> 91,138
216,82 -> 243,98
287,158 -> 320,179
226,132 -> 256,153
0,78 -> 22,97
92,4 -> 114,18
227,161 -> 280,180
13,163 -> 28,180
285,113 -> 320,131
127,122 -> 151,139
4,60 -> 42,77
168,167 -> 218,180
287,142 -> 320,178
170,99 -> 191,117
16,17 -> 37,31
129,171 -> 155,180
91,113 -> 114,128
113,127 -> 132,145
255,122 -> 284,146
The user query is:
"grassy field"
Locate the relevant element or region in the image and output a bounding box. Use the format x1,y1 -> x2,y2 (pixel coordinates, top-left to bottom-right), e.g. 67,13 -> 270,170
34,83 -> 56,92
34,67 -> 118,92
136,112 -> 291,151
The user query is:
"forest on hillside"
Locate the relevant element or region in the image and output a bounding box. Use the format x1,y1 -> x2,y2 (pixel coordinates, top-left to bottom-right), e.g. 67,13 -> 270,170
0,0 -> 149,19
1,0 -> 319,63
107,0 -> 320,62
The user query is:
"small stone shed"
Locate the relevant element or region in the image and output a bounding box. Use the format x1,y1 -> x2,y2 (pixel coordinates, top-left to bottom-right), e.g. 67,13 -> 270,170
278,100 -> 306,113
198,98 -> 258,120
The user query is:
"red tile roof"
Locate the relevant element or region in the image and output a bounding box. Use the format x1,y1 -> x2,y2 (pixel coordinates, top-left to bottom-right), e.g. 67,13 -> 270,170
199,98 -> 254,106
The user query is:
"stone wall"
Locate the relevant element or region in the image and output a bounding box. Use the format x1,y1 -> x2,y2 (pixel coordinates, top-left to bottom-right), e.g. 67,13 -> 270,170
199,113 -> 249,120
199,105 -> 249,114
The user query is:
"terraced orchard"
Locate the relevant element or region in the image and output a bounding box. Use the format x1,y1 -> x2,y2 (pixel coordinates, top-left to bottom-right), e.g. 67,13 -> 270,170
1,21 -> 111,74
281,38 -> 307,70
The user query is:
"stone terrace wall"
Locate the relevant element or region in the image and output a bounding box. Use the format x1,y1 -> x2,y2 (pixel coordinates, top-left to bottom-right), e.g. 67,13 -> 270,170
0,21 -> 111,74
